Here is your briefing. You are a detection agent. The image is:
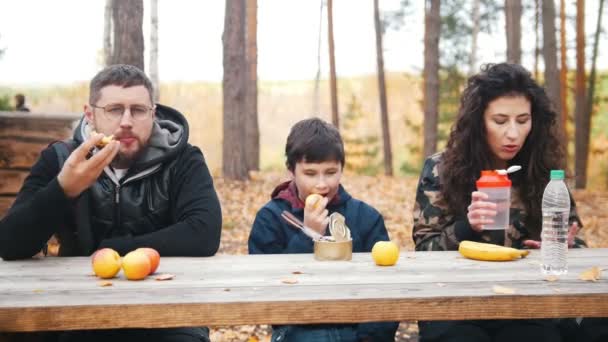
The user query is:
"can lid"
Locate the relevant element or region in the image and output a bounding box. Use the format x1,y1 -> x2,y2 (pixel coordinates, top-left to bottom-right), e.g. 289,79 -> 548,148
476,170 -> 512,188
550,170 -> 565,180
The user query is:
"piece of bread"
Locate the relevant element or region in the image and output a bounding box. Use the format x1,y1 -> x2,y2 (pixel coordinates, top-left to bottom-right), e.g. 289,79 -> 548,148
94,133 -> 114,148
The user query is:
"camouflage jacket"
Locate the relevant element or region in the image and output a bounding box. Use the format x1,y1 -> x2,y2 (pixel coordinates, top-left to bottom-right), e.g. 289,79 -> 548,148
412,153 -> 585,251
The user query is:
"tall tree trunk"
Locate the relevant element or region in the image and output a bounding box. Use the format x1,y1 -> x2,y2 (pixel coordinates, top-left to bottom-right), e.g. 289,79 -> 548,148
505,0 -> 522,64
373,0 -> 393,176
574,0 -> 586,188
245,0 -> 259,171
423,0 -> 440,158
103,0 -> 113,66
534,0 -> 540,79
581,0 -> 604,188
222,0 -> 248,180
313,0 -> 324,115
327,0 -> 339,128
111,0 -> 144,70
469,0 -> 481,76
150,0 -> 159,102
559,0 -> 568,144
542,0 -> 562,130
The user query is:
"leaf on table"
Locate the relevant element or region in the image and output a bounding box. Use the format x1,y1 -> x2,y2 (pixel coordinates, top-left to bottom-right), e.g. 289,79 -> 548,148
33,289 -> 44,293
98,281 -> 113,287
579,267 -> 602,282
281,278 -> 299,284
292,271 -> 304,275
492,285 -> 516,294
553,288 -> 562,293
436,282 -> 446,287
544,276 -> 559,282
223,288 -> 231,292
155,273 -> 175,281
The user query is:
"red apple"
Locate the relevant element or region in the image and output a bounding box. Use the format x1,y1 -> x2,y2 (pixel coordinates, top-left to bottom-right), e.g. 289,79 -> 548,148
136,247 -> 160,274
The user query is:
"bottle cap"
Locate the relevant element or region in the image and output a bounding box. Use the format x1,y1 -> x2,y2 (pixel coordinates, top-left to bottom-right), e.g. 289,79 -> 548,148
550,170 -> 565,180
476,170 -> 512,188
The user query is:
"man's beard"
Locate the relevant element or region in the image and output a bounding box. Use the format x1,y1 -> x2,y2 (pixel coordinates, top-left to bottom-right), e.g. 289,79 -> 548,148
111,145 -> 145,169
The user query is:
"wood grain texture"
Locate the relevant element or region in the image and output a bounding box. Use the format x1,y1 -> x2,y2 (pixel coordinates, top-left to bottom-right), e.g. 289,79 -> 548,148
1,249 -> 607,331
0,170 -> 28,195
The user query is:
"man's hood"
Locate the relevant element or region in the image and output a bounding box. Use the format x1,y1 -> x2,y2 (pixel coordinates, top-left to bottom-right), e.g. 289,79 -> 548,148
73,104 -> 189,172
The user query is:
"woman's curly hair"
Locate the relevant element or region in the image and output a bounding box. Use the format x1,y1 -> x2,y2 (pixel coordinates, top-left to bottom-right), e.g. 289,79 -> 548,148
440,63 -> 565,238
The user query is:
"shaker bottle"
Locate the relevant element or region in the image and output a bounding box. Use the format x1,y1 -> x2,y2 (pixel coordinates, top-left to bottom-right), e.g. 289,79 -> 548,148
475,170 -> 511,230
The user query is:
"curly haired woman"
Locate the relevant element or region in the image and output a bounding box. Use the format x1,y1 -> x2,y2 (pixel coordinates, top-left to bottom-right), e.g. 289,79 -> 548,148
412,63 -> 587,342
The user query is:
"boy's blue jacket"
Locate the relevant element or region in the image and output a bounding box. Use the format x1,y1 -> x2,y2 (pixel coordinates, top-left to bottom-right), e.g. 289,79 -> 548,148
248,180 -> 399,341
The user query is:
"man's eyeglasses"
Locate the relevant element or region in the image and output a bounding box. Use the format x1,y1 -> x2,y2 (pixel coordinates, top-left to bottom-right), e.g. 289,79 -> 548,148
91,104 -> 154,121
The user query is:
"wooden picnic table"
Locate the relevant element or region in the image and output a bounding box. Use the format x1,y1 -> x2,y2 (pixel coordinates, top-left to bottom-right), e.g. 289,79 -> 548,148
0,248 -> 607,332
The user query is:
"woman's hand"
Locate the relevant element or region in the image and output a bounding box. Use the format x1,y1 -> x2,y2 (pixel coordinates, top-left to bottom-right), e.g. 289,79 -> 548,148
523,222 -> 580,249
467,191 -> 497,232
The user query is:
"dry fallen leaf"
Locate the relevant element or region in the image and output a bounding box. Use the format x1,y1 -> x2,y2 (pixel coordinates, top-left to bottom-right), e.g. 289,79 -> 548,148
492,285 -> 516,294
281,278 -> 299,284
98,281 -> 113,287
292,271 -> 304,275
579,267 -> 602,282
155,273 -> 175,281
33,289 -> 44,293
436,283 -> 446,287
224,288 -> 231,292
544,276 -> 559,282
553,288 -> 562,293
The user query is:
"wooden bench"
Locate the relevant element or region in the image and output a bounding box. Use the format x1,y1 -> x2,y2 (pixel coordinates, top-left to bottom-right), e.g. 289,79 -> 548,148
0,112 -> 80,217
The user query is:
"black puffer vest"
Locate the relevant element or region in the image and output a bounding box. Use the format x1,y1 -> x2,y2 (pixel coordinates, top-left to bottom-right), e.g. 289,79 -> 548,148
52,104 -> 189,256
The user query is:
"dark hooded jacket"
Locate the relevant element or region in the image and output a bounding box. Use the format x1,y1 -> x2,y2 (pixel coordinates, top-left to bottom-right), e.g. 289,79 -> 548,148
0,104 -> 222,260
248,181 -> 399,341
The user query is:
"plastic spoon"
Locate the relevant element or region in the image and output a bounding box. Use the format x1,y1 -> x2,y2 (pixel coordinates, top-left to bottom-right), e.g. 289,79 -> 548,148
496,165 -> 522,175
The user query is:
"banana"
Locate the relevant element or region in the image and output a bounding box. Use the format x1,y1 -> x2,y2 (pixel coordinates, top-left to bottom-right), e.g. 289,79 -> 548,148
458,240 -> 529,261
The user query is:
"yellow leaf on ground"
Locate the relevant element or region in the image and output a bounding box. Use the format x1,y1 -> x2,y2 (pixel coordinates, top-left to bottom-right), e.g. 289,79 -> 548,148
98,281 -> 113,287
281,278 -> 298,284
492,285 -> 516,294
155,273 -> 175,281
247,336 -> 259,342
579,267 -> 602,282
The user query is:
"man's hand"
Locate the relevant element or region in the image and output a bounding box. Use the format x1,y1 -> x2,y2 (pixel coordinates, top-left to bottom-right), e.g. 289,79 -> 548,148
57,133 -> 120,198
523,222 -> 580,249
303,196 -> 329,235
467,191 -> 498,232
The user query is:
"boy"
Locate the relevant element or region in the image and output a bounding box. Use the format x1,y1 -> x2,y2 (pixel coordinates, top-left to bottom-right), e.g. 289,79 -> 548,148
248,118 -> 398,342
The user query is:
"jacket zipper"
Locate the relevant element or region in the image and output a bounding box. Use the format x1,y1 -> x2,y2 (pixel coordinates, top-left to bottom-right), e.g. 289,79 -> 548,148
114,183 -> 121,234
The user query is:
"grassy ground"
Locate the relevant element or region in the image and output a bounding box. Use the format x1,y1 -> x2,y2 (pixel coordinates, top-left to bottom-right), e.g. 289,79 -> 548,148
209,172 -> 608,342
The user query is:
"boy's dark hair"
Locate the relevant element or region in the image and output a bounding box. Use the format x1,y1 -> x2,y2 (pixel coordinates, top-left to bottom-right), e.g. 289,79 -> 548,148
285,118 -> 345,171
89,64 -> 154,105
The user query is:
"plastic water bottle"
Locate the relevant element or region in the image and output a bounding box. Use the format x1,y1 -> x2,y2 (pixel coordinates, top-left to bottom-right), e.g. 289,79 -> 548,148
541,170 -> 570,275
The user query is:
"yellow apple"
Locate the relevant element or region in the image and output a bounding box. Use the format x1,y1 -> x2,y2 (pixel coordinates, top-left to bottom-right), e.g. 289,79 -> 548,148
122,250 -> 151,280
91,248 -> 122,279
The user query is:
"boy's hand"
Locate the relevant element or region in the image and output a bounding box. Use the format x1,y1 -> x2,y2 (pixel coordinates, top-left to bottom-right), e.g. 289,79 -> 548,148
304,196 -> 329,235
57,133 -> 120,198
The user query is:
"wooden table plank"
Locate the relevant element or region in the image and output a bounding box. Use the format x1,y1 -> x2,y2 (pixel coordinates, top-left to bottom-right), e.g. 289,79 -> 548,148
1,249 -> 607,332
